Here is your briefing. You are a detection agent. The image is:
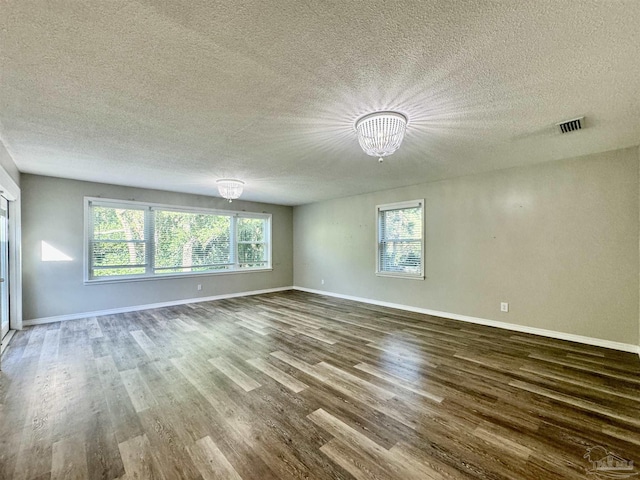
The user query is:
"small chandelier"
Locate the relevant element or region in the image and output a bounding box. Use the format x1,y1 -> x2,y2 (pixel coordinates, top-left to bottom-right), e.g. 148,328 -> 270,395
216,179 -> 244,202
355,111 -> 407,163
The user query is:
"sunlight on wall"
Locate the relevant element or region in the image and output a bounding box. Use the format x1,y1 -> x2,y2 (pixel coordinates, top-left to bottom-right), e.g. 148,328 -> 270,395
41,241 -> 73,262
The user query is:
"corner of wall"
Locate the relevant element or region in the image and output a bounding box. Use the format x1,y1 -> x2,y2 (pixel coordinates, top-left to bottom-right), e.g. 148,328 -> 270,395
0,139 -> 21,188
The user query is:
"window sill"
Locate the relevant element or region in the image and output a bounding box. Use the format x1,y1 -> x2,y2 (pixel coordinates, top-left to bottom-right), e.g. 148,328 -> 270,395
84,267 -> 273,285
376,272 -> 425,280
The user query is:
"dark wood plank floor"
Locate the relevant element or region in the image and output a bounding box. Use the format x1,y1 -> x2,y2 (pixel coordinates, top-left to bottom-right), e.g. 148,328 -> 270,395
1,291 -> 639,479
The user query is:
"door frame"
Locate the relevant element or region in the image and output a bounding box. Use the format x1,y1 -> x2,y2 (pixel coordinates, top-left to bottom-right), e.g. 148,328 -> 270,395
0,161 -> 22,356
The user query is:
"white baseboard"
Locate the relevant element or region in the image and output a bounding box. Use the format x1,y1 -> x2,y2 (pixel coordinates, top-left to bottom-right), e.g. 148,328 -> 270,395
22,284 -> 640,357
293,286 -> 640,355
23,286 -> 294,326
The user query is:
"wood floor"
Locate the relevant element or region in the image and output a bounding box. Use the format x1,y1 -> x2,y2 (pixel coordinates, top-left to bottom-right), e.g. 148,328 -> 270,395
1,291 -> 639,480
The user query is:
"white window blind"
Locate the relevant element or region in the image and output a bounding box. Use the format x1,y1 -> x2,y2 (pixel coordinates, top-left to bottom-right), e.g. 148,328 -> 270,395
86,198 -> 271,282
236,217 -> 269,268
153,210 -> 232,274
376,200 -> 424,278
90,205 -> 148,277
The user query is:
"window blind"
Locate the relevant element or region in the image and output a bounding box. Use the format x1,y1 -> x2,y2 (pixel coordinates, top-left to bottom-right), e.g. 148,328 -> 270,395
86,199 -> 271,281
153,210 -> 232,273
377,200 -> 424,277
90,205 -> 148,277
236,217 -> 268,268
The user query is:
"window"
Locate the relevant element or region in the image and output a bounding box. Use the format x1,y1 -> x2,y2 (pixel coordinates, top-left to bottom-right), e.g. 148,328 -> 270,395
376,199 -> 424,278
90,204 -> 147,277
86,198 -> 271,282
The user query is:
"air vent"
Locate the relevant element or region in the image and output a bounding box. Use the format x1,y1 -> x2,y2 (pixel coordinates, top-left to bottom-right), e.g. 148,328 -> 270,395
556,117 -> 584,134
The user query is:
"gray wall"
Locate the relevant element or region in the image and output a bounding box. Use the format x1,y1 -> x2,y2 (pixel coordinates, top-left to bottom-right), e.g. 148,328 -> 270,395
22,174 -> 293,320
294,147 -> 640,345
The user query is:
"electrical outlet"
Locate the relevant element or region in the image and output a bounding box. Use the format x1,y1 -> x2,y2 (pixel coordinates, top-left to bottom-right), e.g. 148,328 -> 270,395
197,284 -> 202,291
321,279 -> 325,285
500,302 -> 509,312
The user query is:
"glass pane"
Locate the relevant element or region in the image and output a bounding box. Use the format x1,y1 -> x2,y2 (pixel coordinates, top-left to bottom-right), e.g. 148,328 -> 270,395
380,240 -> 422,274
379,204 -> 423,274
154,264 -> 230,274
91,241 -> 146,267
154,210 -> 231,272
93,206 -> 145,241
380,207 -> 422,241
237,218 -> 265,242
237,243 -> 266,266
93,267 -> 146,277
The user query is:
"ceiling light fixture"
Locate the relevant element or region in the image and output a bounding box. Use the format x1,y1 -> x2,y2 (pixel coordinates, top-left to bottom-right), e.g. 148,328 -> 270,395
216,179 -> 245,202
355,111 -> 408,163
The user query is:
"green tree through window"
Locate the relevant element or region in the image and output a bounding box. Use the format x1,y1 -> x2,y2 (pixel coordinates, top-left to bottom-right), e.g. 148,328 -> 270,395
154,211 -> 231,273
237,217 -> 268,268
87,200 -> 271,280
91,206 -> 146,277
377,200 -> 424,277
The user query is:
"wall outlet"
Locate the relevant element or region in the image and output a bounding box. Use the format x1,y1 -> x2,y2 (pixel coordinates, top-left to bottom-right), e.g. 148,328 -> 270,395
500,302 -> 509,312
197,284 -> 202,291
321,279 -> 325,285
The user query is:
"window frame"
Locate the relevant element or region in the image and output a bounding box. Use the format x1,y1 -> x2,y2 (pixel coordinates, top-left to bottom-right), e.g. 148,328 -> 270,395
234,216 -> 270,269
375,199 -> 425,280
84,197 -> 272,284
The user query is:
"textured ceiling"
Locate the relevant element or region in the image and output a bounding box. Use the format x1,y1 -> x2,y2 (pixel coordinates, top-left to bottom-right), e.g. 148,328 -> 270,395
1,1 -> 640,205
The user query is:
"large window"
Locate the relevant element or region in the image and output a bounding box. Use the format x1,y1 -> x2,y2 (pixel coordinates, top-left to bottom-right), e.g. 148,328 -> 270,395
86,198 -> 271,282
376,199 -> 424,279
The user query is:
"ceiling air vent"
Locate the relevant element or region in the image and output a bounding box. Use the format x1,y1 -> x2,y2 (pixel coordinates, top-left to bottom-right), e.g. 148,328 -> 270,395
556,117 -> 584,134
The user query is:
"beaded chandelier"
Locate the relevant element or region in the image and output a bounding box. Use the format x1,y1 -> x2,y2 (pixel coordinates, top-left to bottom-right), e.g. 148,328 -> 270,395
216,179 -> 244,202
355,111 -> 408,163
